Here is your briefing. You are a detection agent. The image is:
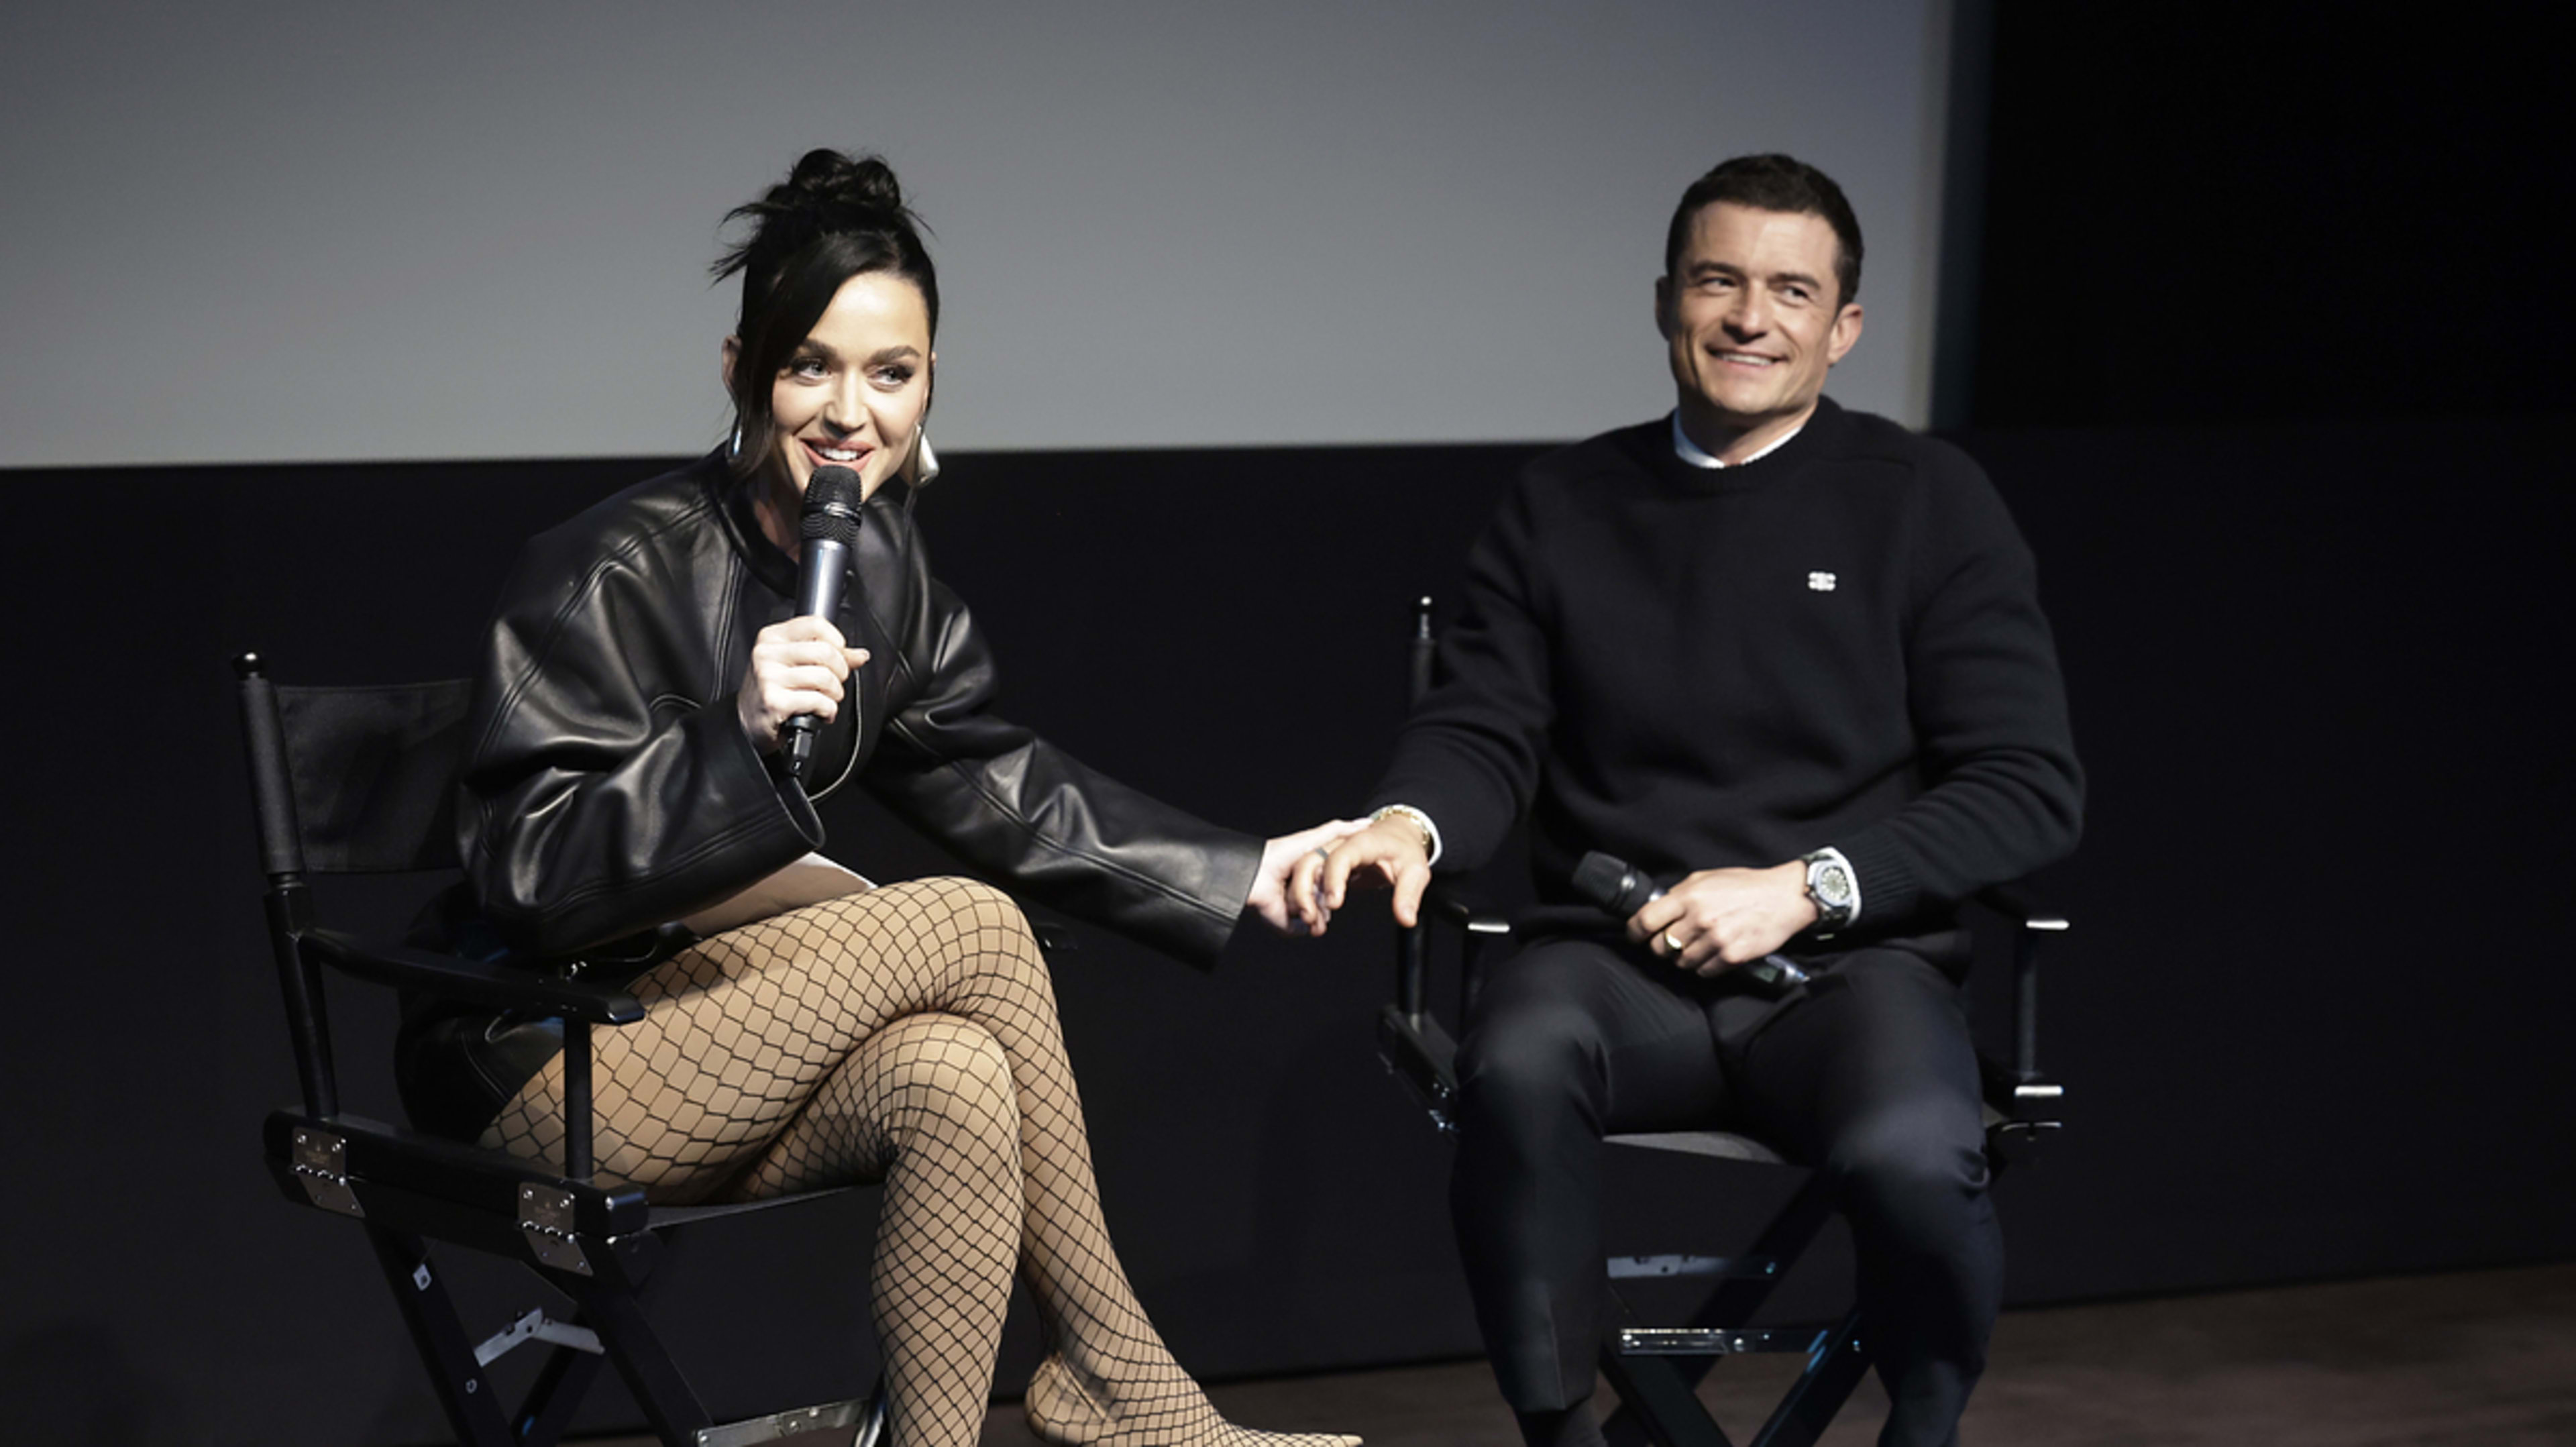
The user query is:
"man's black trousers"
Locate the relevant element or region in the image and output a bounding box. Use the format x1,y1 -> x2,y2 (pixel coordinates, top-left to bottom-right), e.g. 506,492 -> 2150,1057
1450,937 -> 1999,1447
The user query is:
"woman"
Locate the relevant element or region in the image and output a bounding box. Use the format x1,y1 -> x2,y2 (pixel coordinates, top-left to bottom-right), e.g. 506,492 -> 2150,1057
398,149 -> 1360,1447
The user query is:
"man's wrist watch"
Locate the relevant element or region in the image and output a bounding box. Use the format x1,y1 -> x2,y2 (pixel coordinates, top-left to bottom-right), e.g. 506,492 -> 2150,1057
1800,848 -> 1860,934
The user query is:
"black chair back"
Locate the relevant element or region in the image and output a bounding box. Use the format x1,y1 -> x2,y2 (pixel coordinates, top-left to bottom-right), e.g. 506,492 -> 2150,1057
234,656 -> 473,1120
272,679 -> 474,875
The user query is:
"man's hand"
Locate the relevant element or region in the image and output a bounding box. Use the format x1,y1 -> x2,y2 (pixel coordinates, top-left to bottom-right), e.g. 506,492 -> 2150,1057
1290,814 -> 1434,934
1627,861 -> 1818,976
1246,819 -> 1369,935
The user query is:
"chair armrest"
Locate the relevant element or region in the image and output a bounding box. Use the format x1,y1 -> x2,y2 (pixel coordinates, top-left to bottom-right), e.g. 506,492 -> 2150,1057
299,927 -> 646,1024
1974,883 -> 2072,933
1968,881 -> 2070,1091
1424,883 -> 1513,936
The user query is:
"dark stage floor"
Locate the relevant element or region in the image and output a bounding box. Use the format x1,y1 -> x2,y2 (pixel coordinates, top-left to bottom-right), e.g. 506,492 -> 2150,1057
596,1263 -> 2576,1446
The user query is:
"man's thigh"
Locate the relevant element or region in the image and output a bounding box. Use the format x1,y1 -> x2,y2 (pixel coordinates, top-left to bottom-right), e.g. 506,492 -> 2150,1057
1729,947 -> 1986,1169
1460,936 -> 1736,1134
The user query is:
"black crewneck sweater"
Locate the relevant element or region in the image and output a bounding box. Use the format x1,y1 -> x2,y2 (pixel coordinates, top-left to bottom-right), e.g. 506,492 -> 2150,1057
1370,397 -> 2082,942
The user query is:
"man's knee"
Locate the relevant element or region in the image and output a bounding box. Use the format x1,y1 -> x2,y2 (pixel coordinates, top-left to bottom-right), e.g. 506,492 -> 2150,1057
1821,1097 -> 1989,1228
1456,992 -> 1604,1130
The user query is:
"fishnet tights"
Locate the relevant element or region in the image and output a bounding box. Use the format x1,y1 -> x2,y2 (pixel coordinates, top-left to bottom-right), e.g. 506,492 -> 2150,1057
484,877 -> 1355,1447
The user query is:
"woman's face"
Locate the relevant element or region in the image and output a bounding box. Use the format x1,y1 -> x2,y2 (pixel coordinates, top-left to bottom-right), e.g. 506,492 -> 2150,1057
758,270 -> 934,502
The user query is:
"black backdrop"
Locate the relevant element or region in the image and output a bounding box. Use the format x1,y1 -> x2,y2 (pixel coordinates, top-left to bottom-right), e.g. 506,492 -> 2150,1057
3,416 -> 2571,1442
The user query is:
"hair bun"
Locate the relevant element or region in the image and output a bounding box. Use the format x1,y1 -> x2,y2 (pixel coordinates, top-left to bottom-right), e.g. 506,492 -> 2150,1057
786,148 -> 905,222
714,149 -> 930,290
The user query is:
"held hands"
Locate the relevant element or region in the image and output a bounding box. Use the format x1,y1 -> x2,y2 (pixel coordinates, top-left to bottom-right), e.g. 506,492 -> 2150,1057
1288,815 -> 1434,935
1627,862 -> 1818,976
1247,819 -> 1371,935
737,616 -> 869,753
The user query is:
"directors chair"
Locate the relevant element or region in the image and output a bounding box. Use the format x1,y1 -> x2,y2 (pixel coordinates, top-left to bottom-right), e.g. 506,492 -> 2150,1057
234,653 -> 883,1447
1372,601 -> 2070,1447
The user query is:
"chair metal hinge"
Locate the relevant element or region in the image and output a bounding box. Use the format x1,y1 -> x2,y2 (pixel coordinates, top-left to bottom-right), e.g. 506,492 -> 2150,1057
697,1385 -> 885,1447
290,1128 -> 364,1217
1424,1076 -> 1459,1136
1618,1326 -> 1828,1356
472,1307 -> 604,1367
517,1183 -> 594,1276
1607,1253 -> 1779,1281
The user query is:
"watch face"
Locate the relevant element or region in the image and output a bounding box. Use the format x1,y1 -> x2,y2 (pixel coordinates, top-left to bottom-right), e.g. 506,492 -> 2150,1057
1813,863 -> 1855,906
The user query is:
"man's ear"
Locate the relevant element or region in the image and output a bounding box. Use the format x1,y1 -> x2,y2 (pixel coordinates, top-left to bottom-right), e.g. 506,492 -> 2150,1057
1825,303 -> 1864,365
1653,274 -> 1675,340
720,335 -> 740,394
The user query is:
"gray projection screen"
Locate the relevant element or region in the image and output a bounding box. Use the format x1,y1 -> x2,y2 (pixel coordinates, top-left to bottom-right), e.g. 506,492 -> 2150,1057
0,1 -> 1957,468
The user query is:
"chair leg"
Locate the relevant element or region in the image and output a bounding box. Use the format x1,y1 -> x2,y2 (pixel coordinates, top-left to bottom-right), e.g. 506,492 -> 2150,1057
557,1270 -> 714,1446
512,1340 -> 611,1447
366,1226 -> 516,1447
1601,1173 -> 1847,1447
1600,1346 -> 1738,1447
1748,1308 -> 1870,1447
1670,1174 -> 1838,1379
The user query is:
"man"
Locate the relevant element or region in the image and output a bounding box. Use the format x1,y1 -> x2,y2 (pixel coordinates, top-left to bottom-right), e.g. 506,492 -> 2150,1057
1292,154 -> 2082,1446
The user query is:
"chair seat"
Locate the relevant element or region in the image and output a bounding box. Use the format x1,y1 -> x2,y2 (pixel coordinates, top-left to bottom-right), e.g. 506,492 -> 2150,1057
1606,1130 -> 1786,1165
1605,1102 -> 2019,1169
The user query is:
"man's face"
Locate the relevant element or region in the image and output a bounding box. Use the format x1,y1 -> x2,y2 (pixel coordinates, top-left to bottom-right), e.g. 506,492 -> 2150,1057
1656,202 -> 1864,441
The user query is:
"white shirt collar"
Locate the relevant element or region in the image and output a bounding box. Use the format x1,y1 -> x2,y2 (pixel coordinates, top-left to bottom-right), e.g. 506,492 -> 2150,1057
1672,411 -> 1803,469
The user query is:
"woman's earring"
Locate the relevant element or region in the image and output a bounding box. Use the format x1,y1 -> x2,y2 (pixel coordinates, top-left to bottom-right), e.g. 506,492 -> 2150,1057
910,429 -> 941,488
727,422 -> 743,462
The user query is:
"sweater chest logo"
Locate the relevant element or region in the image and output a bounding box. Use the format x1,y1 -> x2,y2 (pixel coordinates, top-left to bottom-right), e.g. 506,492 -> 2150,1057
1807,572 -> 1838,592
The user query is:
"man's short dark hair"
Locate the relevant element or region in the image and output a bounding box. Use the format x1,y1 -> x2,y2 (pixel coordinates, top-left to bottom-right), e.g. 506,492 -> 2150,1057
1662,154 -> 1864,307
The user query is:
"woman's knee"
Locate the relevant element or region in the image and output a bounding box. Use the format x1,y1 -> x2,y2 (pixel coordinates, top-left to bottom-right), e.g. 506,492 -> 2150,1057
896,877 -> 1041,960
874,1016 -> 1023,1153
920,875 -> 1028,928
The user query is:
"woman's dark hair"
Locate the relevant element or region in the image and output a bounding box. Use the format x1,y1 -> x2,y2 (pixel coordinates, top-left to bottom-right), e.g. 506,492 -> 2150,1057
714,149 -> 938,478
1662,153 -> 1862,308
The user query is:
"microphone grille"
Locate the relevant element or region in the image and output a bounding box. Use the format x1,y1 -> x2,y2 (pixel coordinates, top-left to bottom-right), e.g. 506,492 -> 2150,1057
1570,851 -> 1627,908
800,466 -> 865,547
1570,850 -> 1653,916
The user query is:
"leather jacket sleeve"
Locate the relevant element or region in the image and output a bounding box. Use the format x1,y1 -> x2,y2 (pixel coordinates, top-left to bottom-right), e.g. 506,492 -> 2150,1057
857,515 -> 1260,969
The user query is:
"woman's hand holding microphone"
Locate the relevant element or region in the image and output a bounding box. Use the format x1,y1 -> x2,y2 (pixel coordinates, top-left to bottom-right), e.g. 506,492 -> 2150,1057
737,617 -> 869,753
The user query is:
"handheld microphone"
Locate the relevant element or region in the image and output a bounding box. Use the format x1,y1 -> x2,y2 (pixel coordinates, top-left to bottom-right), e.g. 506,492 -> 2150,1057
782,465 -> 866,781
1570,850 -> 1811,990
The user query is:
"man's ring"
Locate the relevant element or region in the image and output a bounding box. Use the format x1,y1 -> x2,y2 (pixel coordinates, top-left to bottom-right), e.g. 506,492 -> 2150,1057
1664,930 -> 1685,954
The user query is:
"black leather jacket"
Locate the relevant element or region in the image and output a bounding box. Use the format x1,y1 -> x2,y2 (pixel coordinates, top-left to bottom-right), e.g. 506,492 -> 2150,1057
397,452 -> 1260,1136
